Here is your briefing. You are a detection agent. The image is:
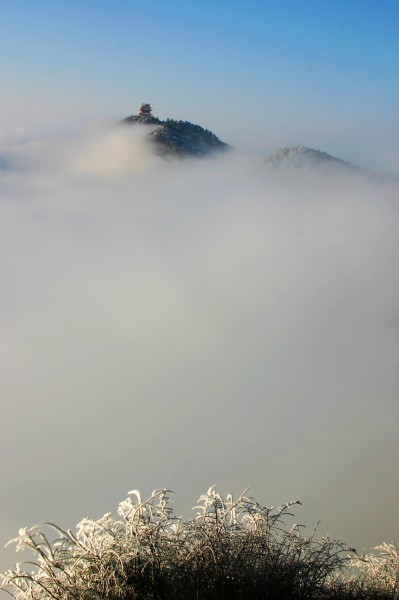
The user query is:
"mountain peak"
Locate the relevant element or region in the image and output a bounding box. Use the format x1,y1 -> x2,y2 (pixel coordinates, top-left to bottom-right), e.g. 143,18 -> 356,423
265,146 -> 360,171
123,104 -> 229,158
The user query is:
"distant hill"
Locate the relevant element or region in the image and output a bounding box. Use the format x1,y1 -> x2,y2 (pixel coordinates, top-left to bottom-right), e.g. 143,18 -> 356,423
123,108 -> 229,158
265,146 -> 361,172
264,146 -> 399,183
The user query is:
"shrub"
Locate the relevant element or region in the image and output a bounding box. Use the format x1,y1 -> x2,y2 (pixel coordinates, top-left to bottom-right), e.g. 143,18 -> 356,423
1,486 -> 395,599
346,543 -> 399,599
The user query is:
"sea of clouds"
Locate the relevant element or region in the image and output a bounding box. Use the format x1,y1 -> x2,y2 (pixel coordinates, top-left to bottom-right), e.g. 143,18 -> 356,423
0,123 -> 398,571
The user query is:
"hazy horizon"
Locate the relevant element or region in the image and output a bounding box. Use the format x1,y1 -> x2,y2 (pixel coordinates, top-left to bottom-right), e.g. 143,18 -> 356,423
1,1 -> 399,174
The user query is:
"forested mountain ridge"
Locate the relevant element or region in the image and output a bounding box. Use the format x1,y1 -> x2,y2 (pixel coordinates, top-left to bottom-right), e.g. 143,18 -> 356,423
123,106 -> 229,158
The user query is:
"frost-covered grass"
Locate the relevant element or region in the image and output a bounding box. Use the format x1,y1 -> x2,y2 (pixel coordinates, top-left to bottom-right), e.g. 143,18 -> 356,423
1,487 -> 398,599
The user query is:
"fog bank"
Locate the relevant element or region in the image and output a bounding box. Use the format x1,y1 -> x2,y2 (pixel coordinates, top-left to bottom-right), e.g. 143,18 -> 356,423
1,125 -> 398,570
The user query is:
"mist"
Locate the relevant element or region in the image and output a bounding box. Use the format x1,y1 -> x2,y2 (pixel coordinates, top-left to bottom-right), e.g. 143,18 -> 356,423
1,124 -> 398,571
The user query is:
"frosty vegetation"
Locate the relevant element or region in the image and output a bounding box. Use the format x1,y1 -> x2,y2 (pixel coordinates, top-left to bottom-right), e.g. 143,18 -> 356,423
1,487 -> 398,599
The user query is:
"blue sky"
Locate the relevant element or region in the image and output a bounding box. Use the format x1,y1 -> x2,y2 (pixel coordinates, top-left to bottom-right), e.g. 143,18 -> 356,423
1,0 -> 399,168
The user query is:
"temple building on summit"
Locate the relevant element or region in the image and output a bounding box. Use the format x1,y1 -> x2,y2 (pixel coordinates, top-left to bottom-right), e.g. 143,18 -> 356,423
138,102 -> 153,117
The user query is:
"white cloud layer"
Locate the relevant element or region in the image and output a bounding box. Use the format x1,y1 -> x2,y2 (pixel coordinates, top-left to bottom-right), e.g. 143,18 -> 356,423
0,125 -> 398,570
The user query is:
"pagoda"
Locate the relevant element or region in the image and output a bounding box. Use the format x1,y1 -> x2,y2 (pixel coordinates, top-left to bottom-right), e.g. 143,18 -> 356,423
138,102 -> 153,117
